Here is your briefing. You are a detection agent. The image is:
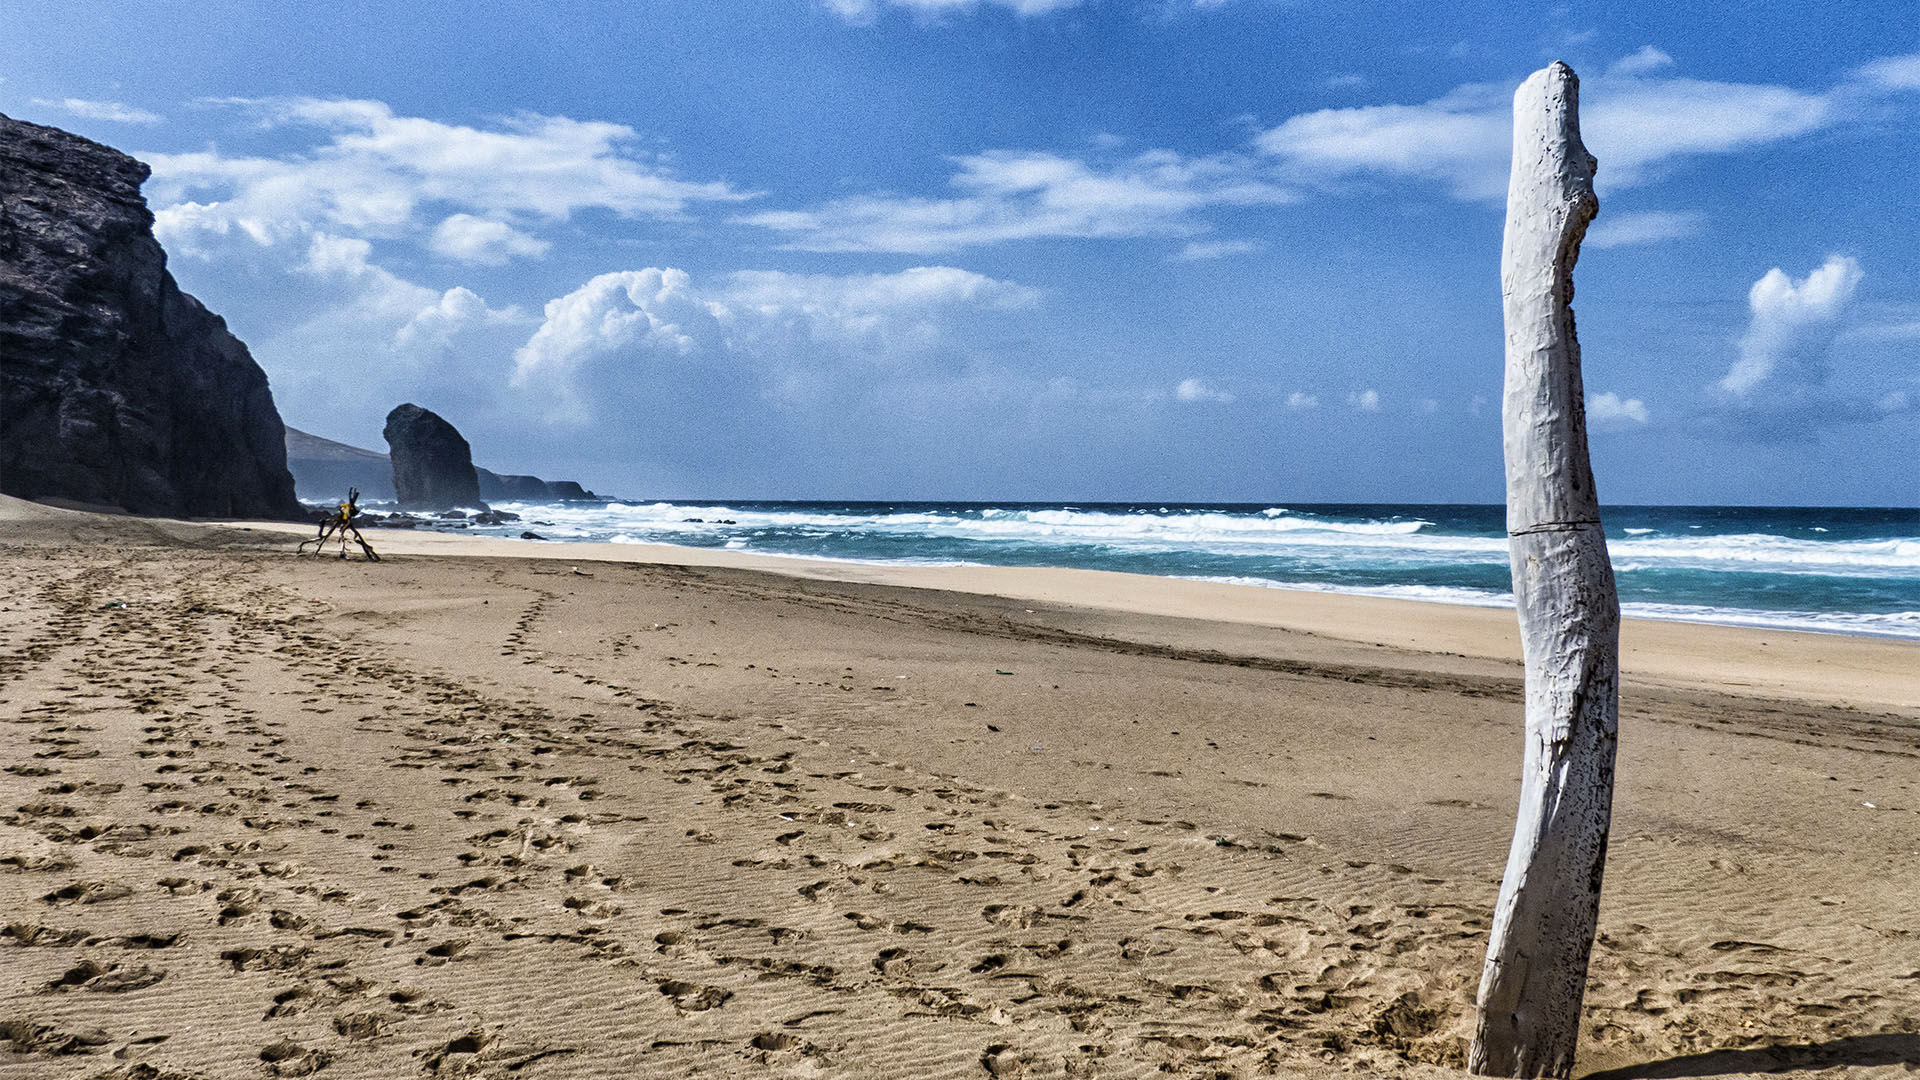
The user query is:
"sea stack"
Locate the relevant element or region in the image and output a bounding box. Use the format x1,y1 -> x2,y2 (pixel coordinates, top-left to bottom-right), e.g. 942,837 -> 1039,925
0,113 -> 304,519
382,403 -> 484,511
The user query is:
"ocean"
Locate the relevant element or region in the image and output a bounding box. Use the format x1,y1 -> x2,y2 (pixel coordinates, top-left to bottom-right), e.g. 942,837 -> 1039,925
453,501 -> 1920,640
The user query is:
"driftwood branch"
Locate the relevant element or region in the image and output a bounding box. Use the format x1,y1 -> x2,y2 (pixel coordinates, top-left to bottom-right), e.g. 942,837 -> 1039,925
1468,61 -> 1621,1079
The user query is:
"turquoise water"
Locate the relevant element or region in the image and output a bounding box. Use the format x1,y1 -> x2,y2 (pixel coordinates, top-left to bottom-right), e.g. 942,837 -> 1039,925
464,502 -> 1920,640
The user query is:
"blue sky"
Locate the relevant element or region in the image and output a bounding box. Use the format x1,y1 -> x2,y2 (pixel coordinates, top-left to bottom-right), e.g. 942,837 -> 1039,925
5,1 -> 1916,504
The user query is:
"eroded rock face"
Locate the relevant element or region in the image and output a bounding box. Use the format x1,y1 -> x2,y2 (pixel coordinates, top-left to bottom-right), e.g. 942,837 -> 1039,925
382,404 -> 484,510
0,113 -> 304,519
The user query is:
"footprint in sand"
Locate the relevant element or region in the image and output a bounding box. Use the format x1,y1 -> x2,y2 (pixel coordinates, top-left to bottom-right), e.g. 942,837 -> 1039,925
46,960 -> 166,993
657,979 -> 731,1011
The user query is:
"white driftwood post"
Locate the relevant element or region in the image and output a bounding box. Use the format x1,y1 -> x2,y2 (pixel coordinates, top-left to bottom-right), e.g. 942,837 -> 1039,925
1468,61 -> 1621,1079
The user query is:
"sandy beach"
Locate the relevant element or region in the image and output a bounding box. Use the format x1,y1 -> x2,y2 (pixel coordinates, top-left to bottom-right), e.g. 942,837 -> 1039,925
3,496 -> 1917,1079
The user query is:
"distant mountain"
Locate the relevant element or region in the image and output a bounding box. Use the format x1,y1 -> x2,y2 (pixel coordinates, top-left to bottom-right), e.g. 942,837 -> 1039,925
284,427 -> 396,502
284,425 -> 603,505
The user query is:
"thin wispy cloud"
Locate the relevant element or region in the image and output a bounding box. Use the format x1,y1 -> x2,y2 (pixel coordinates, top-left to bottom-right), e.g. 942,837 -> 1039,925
738,48 -> 1920,259
33,97 -> 165,125
822,0 -> 1081,21
1174,377 -> 1233,403
1606,45 -> 1674,78
741,148 -> 1292,253
1584,209 -> 1705,249
1171,238 -> 1264,261
1257,55 -> 1849,200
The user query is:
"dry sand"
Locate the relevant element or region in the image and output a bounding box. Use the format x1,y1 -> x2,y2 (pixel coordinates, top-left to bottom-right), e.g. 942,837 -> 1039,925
2,497 -> 1916,1079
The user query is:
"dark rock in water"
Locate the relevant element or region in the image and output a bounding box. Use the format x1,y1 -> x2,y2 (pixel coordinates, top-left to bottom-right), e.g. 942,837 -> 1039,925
437,509 -> 468,520
520,531 -> 545,541
284,427 -> 395,502
383,404 -> 484,511
0,113 -> 304,519
473,510 -> 520,525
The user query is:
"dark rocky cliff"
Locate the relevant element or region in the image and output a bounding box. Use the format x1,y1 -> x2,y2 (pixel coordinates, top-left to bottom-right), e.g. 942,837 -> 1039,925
0,113 -> 304,519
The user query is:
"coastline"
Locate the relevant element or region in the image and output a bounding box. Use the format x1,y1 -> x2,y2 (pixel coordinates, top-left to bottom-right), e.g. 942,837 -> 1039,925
230,513 -> 1920,713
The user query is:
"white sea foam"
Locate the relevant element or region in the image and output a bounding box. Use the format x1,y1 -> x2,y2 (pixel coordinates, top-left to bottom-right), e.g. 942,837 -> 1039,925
496,502 -> 1917,577
474,500 -> 1919,638
1181,577 -> 1920,639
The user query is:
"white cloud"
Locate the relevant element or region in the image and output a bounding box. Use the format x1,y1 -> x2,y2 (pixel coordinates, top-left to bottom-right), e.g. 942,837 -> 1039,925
1257,55 -> 1843,200
1719,255 -> 1863,398
1325,74 -> 1369,90
1704,255 -> 1915,437
429,214 -> 551,265
33,97 -> 164,125
294,232 -> 516,356
823,0 -> 1081,20
1419,397 -> 1440,414
145,98 -> 748,252
512,266 -> 1036,418
1586,391 -> 1649,426
1607,46 -> 1674,78
1855,52 -> 1920,90
1347,388 -> 1380,411
1285,391 -> 1318,409
740,148 -> 1291,253
1257,83 -> 1513,199
1584,209 -> 1704,249
394,286 -> 503,352
1175,377 -> 1233,403
1171,238 -> 1264,261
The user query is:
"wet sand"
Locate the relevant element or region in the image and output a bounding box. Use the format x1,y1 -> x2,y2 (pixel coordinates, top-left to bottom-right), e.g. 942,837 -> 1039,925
3,497 -> 1917,1078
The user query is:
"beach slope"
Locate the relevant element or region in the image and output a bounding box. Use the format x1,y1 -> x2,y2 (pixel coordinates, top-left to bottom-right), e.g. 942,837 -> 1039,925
2,499 -> 1916,1078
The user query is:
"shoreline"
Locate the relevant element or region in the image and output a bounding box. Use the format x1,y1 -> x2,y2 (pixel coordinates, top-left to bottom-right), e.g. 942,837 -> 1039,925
216,515 -> 1920,714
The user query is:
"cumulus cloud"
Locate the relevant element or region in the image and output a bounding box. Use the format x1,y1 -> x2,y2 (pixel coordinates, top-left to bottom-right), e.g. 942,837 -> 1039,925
1346,388 -> 1380,411
296,232 -> 516,355
512,266 -> 1036,419
1720,255 -> 1863,398
429,214 -> 551,265
1584,209 -> 1704,249
394,286 -> 503,352
1705,255 -> 1915,436
145,97 -> 748,253
33,97 -> 164,125
1285,391 -> 1318,409
1175,377 -> 1234,403
740,148 -> 1291,253
1586,391 -> 1650,427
